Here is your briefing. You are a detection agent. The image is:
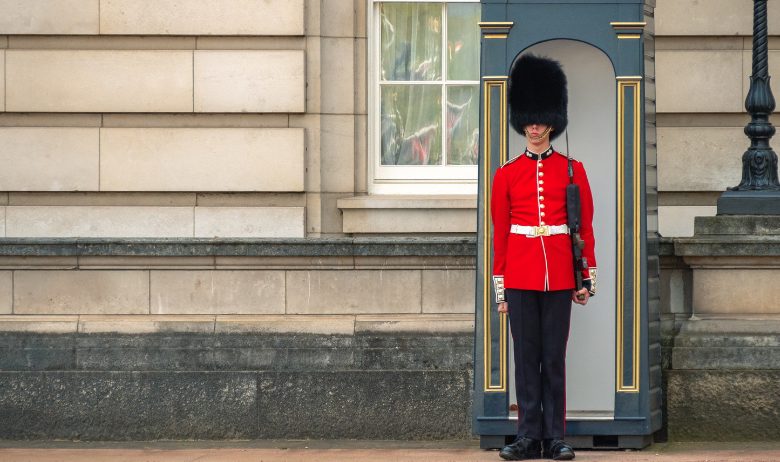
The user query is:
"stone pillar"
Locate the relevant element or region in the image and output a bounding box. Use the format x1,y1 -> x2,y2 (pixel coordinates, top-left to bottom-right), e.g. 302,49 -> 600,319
667,216 -> 780,439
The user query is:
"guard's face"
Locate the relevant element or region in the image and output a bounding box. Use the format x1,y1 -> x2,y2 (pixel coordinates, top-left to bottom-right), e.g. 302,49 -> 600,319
523,124 -> 552,145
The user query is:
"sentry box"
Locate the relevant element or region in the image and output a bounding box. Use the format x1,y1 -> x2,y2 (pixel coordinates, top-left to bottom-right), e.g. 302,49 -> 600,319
474,0 -> 662,449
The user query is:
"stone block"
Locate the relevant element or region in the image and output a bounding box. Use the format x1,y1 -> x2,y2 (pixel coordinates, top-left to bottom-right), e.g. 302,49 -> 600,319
667,370 -> 780,440
692,269 -> 780,315
355,115 -> 368,193
305,191 -> 323,235
102,113 -> 289,128
658,206 -> 717,237
321,0 -> 355,37
194,207 -> 304,238
655,0 -> 780,36
9,35 -> 196,50
657,127 -> 744,191
256,370 -> 471,439
655,37 -> 743,52
5,50 -> 192,112
0,128 -> 99,191
13,270 -> 149,315
321,38 -> 355,114
656,50 -> 743,113
195,36 -> 304,51
195,193 -> 305,207
0,113 -> 101,128
286,270 -> 421,314
100,128 -> 304,192
5,206 -> 194,238
0,0 -> 98,34
0,256 -> 78,270
0,315 -> 78,333
100,0 -> 304,35
356,0 -> 366,38
304,37 -> 322,114
321,115 -> 356,193
77,256 -> 214,269
289,113 -> 321,193
421,270 -> 476,314
150,271 -> 286,315
342,208 -> 477,233
353,331 -> 473,372
8,192 -> 196,207
78,315 -> 215,334
355,38 -> 367,114
693,215 -> 780,236
215,315 -> 355,335
75,344 -> 216,372
214,255 -> 353,270
0,372 -> 258,439
0,272 -> 11,314
322,193 -> 352,235
194,51 -> 304,113
0,50 -> 4,110
0,336 -> 77,371
355,314 -> 474,333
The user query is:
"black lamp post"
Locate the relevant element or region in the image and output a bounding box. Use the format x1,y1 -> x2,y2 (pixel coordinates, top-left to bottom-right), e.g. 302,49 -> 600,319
718,0 -> 780,214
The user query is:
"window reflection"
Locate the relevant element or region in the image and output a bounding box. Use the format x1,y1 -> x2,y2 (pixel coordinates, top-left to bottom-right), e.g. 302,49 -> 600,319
378,2 -> 480,167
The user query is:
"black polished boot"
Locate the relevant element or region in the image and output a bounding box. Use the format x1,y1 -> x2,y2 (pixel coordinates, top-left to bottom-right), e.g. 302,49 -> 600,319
542,439 -> 575,460
499,436 -> 542,460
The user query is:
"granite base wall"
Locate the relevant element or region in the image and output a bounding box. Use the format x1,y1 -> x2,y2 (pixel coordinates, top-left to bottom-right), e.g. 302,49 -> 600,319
667,370 -> 780,441
0,332 -> 474,440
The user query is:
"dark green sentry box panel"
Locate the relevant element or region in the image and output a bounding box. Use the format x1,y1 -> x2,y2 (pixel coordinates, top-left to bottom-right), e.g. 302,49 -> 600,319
474,0 -> 661,450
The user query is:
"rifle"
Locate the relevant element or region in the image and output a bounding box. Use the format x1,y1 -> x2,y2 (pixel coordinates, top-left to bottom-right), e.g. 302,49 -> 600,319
566,159 -> 589,301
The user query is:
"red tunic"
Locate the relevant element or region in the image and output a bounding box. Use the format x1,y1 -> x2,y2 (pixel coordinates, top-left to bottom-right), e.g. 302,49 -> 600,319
491,150 -> 596,292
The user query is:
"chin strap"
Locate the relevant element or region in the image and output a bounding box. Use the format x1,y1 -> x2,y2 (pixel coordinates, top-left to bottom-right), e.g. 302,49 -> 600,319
524,126 -> 552,142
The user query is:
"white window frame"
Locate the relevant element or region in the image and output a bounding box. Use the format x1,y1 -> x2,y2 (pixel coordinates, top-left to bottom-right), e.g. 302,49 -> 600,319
368,0 -> 480,195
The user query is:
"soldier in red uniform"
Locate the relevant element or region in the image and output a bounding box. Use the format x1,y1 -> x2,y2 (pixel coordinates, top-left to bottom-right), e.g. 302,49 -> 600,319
493,54 -> 597,461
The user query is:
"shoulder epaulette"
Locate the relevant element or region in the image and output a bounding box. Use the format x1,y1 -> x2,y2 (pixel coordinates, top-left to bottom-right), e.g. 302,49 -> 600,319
500,155 -> 522,168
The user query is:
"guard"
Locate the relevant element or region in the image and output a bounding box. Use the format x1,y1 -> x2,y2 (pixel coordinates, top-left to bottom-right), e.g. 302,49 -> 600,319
491,54 -> 598,461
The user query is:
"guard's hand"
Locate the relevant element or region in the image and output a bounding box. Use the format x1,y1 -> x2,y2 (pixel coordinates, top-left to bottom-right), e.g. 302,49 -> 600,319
572,288 -> 590,305
497,302 -> 508,313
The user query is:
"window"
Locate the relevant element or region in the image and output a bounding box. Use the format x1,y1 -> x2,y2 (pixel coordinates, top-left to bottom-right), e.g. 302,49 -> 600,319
369,0 -> 481,194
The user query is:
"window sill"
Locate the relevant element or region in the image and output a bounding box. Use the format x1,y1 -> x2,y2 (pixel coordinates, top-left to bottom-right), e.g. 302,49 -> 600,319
337,195 -> 477,234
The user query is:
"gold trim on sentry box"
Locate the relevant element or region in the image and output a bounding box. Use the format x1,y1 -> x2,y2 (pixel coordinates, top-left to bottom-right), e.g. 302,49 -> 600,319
478,22 -> 514,28
482,78 -> 508,393
610,21 -> 647,29
615,78 -> 642,393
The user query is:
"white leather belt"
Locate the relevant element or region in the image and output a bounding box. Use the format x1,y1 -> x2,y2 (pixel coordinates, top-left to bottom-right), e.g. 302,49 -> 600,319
510,224 -> 569,237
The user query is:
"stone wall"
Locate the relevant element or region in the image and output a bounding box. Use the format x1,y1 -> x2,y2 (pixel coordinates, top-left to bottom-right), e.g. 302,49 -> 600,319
654,0 -> 780,237
0,0 -> 370,238
0,238 -> 476,440
0,328 -> 473,440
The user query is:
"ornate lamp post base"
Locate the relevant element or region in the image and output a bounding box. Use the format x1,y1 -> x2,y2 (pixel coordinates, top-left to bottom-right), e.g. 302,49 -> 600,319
717,0 -> 778,215
718,189 -> 780,215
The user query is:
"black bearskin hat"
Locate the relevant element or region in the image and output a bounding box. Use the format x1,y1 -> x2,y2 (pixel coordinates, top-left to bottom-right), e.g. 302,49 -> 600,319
508,54 -> 568,140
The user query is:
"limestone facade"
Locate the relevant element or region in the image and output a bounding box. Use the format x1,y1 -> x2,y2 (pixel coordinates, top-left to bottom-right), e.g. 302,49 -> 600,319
0,2 -> 773,318
0,0 -> 778,441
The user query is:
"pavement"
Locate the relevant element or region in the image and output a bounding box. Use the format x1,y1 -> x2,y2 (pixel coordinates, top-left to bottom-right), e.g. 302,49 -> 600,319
2,440 -> 780,462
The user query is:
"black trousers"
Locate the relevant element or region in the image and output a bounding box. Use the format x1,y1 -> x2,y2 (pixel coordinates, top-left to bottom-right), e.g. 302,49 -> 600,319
506,288 -> 573,440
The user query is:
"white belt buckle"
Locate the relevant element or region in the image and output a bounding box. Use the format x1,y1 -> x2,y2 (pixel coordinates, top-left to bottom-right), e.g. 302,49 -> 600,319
533,225 -> 550,237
